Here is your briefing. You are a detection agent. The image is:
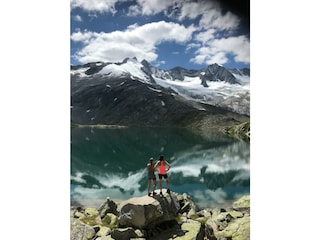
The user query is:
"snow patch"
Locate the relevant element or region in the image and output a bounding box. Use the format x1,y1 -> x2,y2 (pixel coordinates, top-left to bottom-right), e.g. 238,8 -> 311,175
148,86 -> 162,93
71,67 -> 90,77
98,60 -> 150,83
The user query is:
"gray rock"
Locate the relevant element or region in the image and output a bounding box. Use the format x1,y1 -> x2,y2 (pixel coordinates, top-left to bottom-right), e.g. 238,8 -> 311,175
110,227 -> 143,240
232,195 -> 250,213
70,218 -> 96,240
98,197 -> 119,217
215,215 -> 250,240
180,219 -> 205,240
118,190 -> 180,229
96,226 -> 112,237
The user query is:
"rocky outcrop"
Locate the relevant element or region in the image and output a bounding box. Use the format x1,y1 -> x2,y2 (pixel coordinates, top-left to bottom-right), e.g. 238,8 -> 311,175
71,193 -> 250,240
118,189 -> 180,229
226,121 -> 250,142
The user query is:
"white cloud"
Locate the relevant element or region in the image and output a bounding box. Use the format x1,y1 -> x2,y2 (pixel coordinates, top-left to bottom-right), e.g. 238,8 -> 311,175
128,0 -> 240,33
127,4 -> 141,16
129,0 -> 179,16
191,35 -> 250,65
71,21 -> 196,64
70,0 -> 249,67
178,1 -> 212,20
178,0 -> 239,31
70,0 -> 123,13
70,30 -> 98,44
195,29 -> 216,44
186,43 -> 201,51
73,14 -> 82,22
200,10 -> 240,30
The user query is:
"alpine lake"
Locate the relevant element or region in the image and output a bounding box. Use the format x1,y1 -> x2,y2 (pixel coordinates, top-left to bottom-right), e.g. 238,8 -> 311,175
71,126 -> 250,209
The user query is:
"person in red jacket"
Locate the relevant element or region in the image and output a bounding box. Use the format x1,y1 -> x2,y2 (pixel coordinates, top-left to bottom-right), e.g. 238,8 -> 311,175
154,155 -> 171,196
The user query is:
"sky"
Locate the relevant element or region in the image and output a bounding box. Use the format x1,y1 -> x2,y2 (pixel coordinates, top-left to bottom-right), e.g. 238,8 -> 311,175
70,0 -> 250,70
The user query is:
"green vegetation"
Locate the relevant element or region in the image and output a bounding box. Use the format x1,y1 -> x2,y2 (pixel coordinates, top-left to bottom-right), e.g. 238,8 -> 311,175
225,121 -> 250,142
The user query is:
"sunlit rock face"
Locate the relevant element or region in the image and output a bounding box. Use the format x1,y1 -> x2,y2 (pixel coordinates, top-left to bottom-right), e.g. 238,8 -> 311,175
118,190 -> 180,229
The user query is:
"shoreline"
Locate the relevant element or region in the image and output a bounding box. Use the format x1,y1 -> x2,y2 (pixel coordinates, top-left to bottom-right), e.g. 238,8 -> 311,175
70,196 -> 240,210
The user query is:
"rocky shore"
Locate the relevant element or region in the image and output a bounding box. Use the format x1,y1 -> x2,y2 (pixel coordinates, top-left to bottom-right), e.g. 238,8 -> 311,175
71,190 -> 250,240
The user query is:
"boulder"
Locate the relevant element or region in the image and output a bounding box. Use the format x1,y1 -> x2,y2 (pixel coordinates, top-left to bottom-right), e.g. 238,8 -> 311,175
79,207 -> 102,226
101,213 -> 118,229
96,236 -> 113,240
205,195 -> 250,240
179,219 -> 204,240
96,226 -> 112,237
118,189 -> 180,229
232,195 -> 250,212
177,193 -> 200,215
98,197 -> 119,217
215,215 -> 250,240
70,218 -> 96,240
110,227 -> 145,240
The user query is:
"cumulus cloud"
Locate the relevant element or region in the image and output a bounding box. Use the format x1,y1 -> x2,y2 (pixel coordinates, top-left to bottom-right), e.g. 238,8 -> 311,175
70,0 -> 249,67
128,0 -> 179,16
195,29 -> 216,44
191,35 -> 250,65
73,14 -> 83,22
200,10 -> 240,30
71,21 -> 196,64
178,1 -> 214,20
70,0 -> 124,13
178,1 -> 239,31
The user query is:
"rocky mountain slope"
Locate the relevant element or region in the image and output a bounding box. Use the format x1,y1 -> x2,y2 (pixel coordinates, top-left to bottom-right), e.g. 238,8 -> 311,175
71,58 -> 250,128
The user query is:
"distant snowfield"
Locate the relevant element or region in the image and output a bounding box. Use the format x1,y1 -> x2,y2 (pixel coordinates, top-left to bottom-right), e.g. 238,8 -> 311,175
153,74 -> 250,113
71,67 -> 90,77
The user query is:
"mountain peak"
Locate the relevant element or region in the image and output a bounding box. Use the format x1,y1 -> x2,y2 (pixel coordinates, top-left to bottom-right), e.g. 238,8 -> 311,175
122,57 -> 138,63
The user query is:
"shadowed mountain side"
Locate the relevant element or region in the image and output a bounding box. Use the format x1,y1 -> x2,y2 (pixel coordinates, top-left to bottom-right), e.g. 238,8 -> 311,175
71,76 -> 248,127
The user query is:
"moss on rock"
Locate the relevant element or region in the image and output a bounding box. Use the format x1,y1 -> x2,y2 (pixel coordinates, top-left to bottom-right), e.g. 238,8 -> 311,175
101,213 -> 118,229
226,121 -> 250,142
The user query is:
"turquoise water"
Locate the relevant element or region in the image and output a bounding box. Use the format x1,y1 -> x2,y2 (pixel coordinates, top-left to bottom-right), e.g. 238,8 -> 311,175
71,127 -> 250,208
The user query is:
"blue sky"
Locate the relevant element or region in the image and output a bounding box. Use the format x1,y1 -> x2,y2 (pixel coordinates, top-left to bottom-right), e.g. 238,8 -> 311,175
70,0 -> 250,70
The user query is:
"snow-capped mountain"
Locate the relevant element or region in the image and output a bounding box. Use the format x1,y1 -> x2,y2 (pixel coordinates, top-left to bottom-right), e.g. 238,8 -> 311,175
71,57 -> 249,127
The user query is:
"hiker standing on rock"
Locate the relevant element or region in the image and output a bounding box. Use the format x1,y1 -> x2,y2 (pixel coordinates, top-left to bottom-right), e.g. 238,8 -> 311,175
154,155 -> 171,196
147,157 -> 157,196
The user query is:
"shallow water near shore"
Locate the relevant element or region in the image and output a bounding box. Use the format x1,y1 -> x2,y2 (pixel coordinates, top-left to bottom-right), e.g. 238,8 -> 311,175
71,127 -> 250,209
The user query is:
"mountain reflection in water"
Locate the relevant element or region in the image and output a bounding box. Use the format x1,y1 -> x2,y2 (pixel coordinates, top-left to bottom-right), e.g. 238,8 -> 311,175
71,127 -> 249,208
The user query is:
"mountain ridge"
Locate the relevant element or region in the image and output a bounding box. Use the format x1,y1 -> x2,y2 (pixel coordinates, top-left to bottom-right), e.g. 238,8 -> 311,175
71,58 -> 250,128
